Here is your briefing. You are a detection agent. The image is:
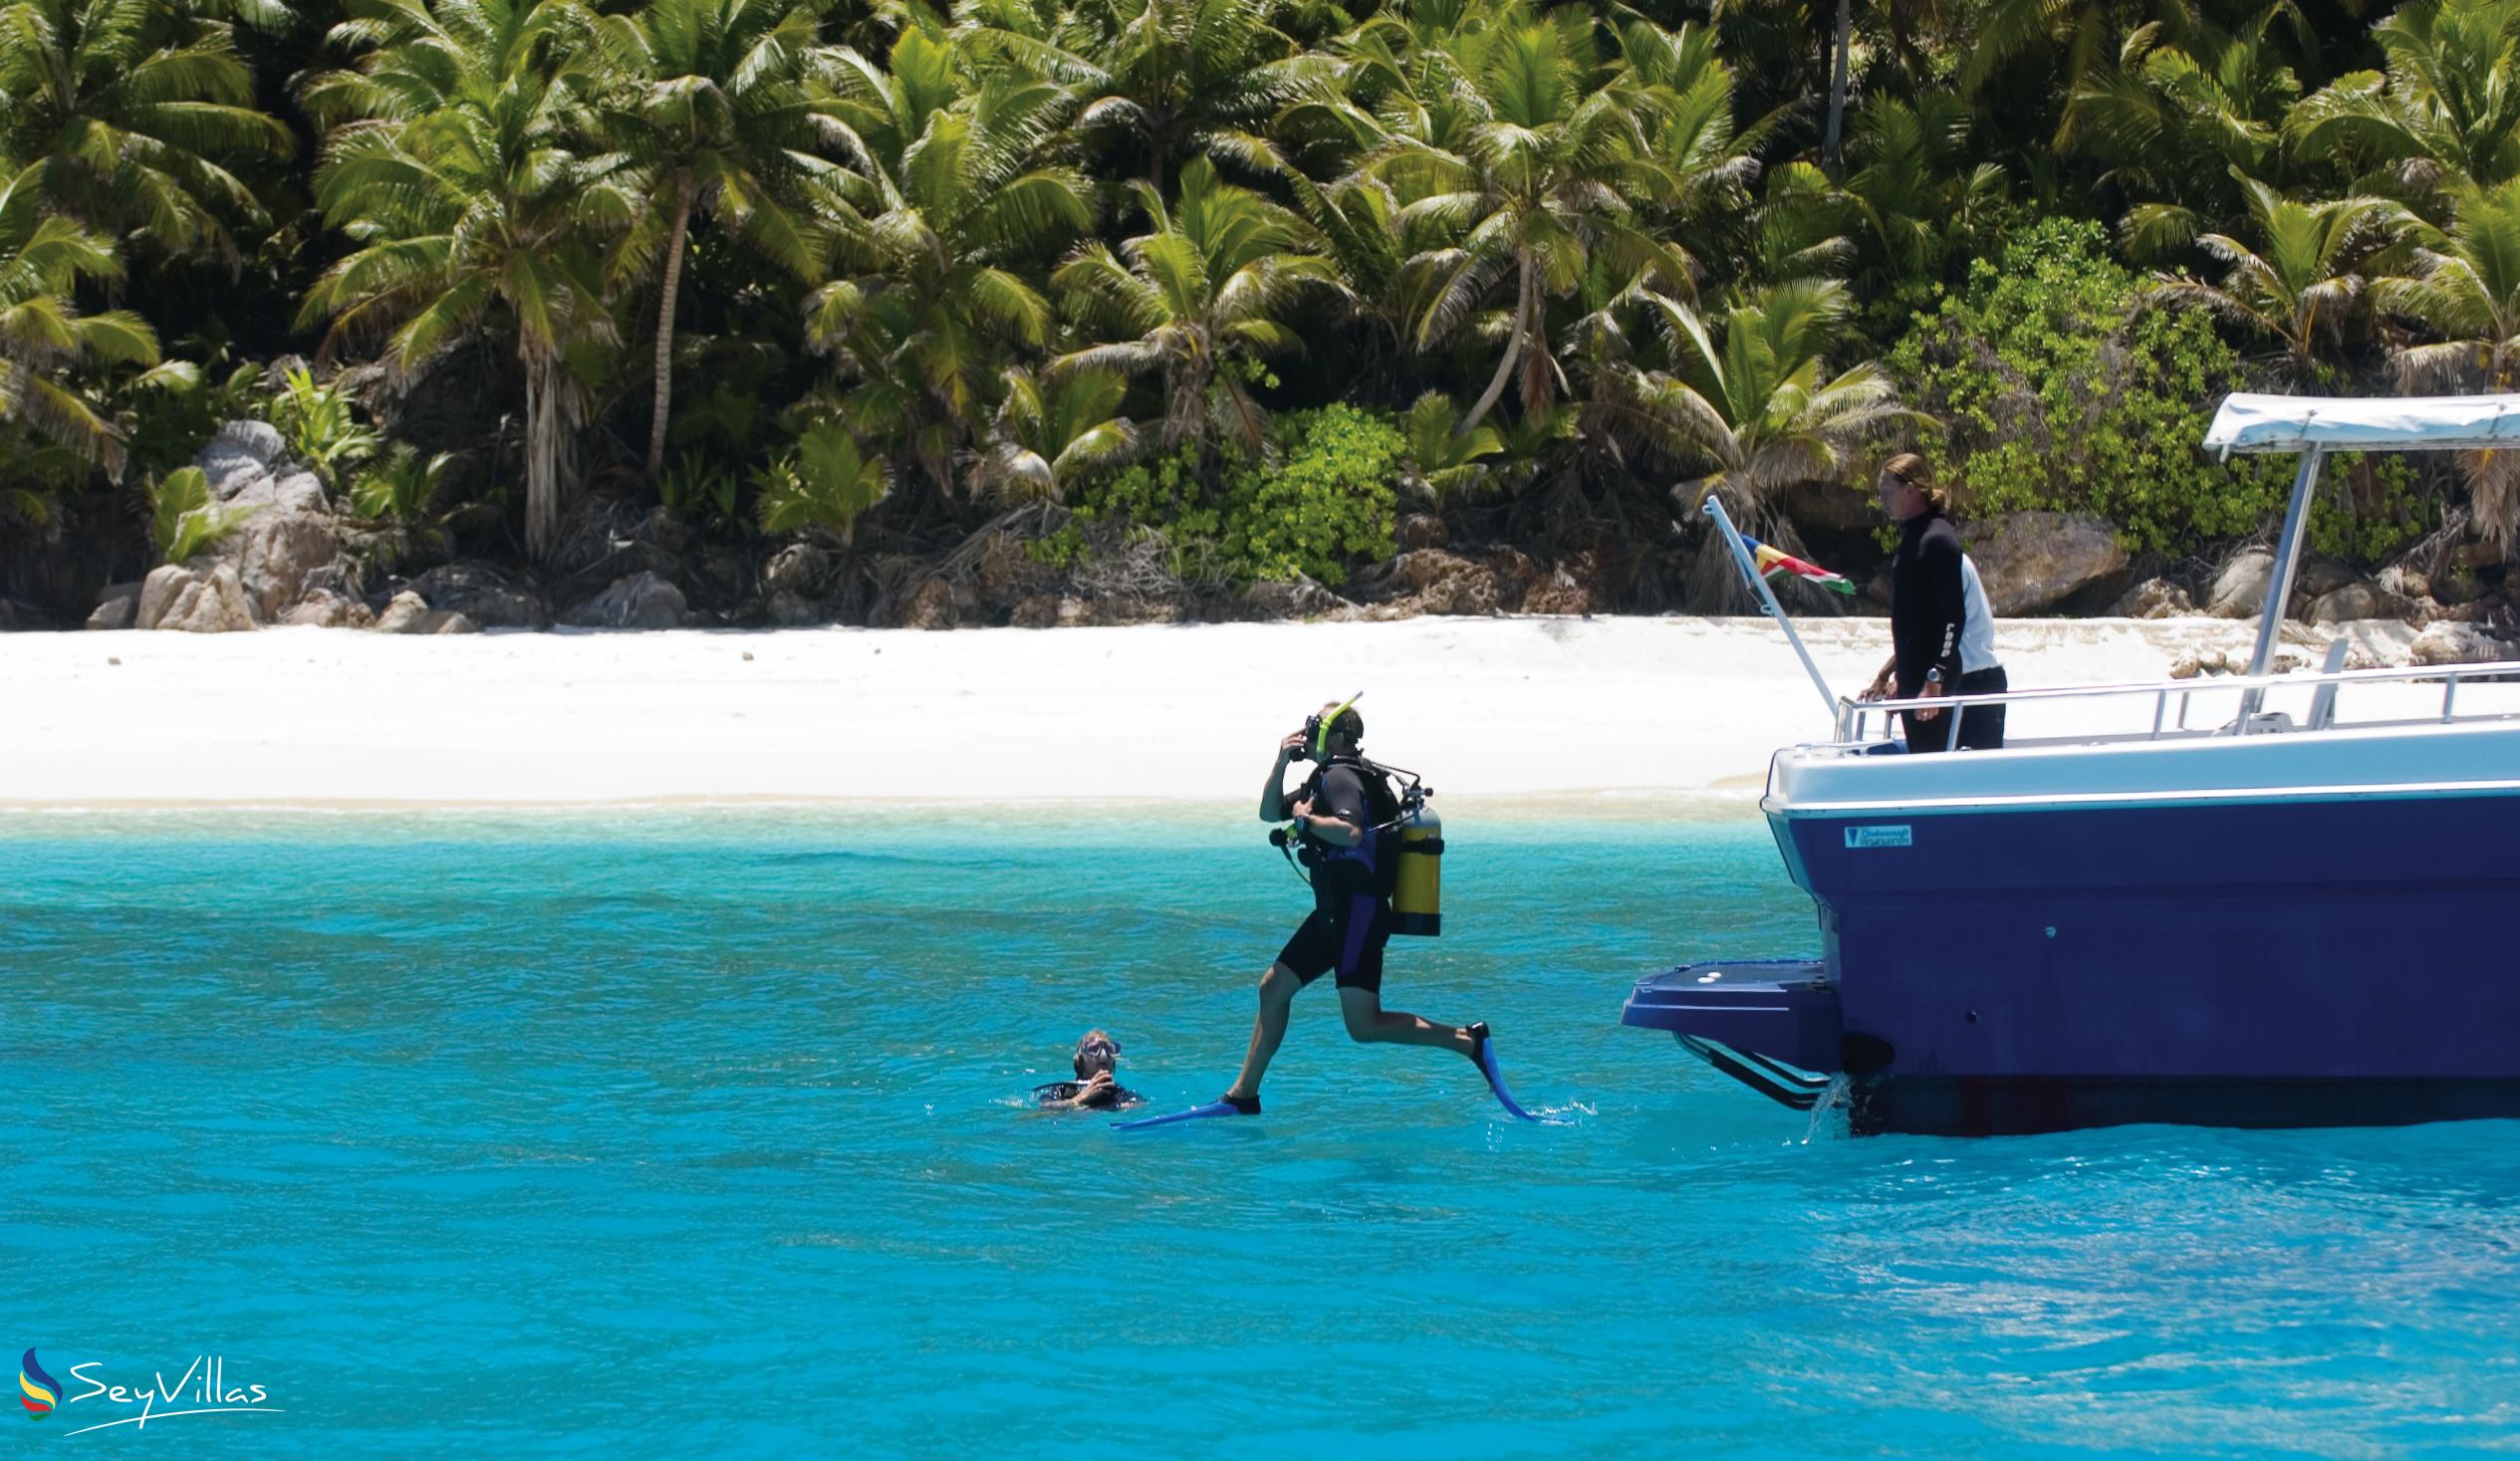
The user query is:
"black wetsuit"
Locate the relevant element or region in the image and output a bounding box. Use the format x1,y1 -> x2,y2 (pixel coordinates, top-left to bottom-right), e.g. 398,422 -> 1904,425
1890,509 -> 2005,753
1276,758 -> 1391,993
1033,1081 -> 1143,1109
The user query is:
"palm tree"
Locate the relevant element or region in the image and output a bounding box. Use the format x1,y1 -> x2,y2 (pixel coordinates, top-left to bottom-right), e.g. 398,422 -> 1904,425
810,29 -> 1092,497
2290,0 -> 2520,207
595,0 -> 842,481
1617,278 -> 1913,607
1052,155 -> 1347,454
2373,176 -> 2520,550
2147,176 -> 2402,368
2063,10 -> 2302,261
299,0 -> 637,558
0,0 -> 295,258
0,161 -> 160,478
1364,6 -> 1691,436
1839,92 -> 2005,288
755,418 -> 889,545
974,366 -> 1134,501
963,0 -> 1311,192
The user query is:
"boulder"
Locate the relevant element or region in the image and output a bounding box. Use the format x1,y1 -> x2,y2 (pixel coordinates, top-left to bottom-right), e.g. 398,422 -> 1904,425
1368,549 -> 1504,617
896,577 -> 958,629
86,581 -> 143,630
560,571 -> 687,629
765,589 -> 827,626
1964,511 -> 2129,614
408,560 -> 549,628
2110,577 -> 2194,618
1522,555 -> 1595,616
2308,581 -> 2418,624
2294,557 -> 2356,601
210,509 -> 342,621
143,562 -> 257,632
226,469 -> 327,514
374,591 -> 433,633
1782,477 -> 1881,536
763,543 -> 829,597
425,609 -> 479,634
2206,549 -> 2275,618
1241,576 -> 1353,620
2408,621 -> 2520,666
281,592 -> 374,628
196,419 -> 286,495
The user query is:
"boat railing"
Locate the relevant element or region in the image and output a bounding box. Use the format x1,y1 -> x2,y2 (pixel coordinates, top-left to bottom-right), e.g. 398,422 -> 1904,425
1833,659 -> 2520,749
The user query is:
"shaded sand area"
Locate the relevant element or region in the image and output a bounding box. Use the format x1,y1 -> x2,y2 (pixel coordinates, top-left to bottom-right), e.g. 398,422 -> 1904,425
0,614 -> 2468,808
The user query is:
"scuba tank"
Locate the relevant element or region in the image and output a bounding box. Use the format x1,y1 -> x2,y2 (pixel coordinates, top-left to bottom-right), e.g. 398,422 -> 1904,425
1389,796 -> 1442,937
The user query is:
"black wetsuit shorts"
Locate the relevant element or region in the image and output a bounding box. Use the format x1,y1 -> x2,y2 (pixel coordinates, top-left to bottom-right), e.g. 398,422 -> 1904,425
1278,892 -> 1391,994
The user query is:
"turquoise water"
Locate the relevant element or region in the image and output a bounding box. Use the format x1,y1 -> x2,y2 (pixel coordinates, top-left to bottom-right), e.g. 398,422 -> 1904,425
6,807 -> 2518,1457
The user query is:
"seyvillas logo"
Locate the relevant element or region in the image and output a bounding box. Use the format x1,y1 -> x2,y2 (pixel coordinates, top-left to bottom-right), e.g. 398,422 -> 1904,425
19,1349 -> 59,1418
19,1351 -> 283,1437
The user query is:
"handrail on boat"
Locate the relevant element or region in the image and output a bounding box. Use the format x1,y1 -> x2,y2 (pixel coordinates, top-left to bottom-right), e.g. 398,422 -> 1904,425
1832,659 -> 2518,747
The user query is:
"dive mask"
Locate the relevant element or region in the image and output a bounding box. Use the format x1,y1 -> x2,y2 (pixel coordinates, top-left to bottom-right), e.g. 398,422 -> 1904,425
1302,691 -> 1364,761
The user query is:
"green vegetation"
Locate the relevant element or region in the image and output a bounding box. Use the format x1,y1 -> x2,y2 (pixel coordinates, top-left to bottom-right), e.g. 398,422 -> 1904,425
7,0 -> 2520,622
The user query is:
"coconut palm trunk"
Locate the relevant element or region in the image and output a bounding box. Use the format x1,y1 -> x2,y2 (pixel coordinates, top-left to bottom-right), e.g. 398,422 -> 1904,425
647,173 -> 696,481
1459,253 -> 1535,436
1824,0 -> 1853,177
524,350 -> 570,558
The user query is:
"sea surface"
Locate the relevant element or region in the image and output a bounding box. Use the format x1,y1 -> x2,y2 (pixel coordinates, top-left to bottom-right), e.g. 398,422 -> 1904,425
4,806 -> 2515,1458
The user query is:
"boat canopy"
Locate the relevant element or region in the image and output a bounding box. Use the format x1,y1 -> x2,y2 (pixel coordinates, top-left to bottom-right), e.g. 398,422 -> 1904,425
2205,392 -> 2520,455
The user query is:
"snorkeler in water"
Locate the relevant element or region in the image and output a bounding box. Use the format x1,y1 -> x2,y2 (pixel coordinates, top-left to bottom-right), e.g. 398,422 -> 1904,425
1033,1030 -> 1144,1111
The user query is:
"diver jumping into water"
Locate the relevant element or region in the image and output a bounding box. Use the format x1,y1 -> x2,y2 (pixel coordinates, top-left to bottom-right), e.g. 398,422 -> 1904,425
1166,697 -> 1526,1121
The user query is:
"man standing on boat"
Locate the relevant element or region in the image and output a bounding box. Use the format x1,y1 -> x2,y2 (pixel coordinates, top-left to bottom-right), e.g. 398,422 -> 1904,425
1860,454 -> 2007,752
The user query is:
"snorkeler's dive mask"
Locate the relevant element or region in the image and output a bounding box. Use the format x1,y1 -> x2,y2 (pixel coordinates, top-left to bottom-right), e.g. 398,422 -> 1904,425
1075,1034 -> 1121,1075
1303,692 -> 1364,761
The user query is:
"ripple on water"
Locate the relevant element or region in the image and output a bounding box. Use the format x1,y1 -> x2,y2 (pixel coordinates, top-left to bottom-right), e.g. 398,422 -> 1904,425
3,809 -> 2514,1458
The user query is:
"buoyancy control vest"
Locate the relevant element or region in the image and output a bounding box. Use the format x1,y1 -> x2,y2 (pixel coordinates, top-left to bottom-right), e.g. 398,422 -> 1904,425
1289,756 -> 1443,936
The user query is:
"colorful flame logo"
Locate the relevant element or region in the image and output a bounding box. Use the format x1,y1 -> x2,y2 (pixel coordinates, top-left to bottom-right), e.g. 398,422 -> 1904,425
20,1349 -> 59,1419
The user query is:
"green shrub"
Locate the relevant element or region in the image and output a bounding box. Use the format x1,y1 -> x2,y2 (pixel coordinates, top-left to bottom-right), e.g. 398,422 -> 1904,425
1042,405 -> 1404,587
266,366 -> 378,488
1889,218 -> 2304,555
1217,404 -> 1401,587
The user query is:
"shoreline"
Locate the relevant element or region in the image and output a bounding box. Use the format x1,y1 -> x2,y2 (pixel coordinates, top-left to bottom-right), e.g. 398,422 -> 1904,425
0,613 -> 2444,810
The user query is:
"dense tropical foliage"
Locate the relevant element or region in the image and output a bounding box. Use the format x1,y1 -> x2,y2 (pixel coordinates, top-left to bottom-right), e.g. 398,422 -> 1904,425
6,0 -> 2520,624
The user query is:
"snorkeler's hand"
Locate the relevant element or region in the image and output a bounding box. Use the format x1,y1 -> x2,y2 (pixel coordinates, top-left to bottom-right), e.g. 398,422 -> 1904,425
1279,730 -> 1306,759
1071,1071 -> 1115,1107
1910,678 -> 1946,722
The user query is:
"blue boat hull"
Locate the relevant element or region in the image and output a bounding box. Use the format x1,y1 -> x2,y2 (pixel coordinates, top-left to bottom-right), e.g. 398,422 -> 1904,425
1627,786 -> 2520,1135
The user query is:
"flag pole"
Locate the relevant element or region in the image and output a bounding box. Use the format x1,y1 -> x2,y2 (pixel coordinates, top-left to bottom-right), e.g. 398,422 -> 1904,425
1703,496 -> 1839,721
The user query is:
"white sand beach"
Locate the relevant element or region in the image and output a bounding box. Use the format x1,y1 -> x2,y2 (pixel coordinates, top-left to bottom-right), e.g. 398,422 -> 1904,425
0,614 -> 2471,808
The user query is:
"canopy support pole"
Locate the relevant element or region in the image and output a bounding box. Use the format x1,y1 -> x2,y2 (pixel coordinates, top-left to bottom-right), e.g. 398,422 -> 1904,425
2238,447 -> 2324,726
1704,497 -> 1838,721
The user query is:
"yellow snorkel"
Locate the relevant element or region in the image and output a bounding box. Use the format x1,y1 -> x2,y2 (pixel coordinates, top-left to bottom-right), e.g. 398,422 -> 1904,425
1311,691 -> 1364,761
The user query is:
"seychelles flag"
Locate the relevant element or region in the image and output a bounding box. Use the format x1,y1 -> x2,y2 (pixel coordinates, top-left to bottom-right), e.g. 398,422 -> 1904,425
1743,537 -> 1856,596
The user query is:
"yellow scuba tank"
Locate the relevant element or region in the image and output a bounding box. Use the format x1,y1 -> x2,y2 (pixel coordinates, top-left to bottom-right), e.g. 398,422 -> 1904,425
1390,801 -> 1442,937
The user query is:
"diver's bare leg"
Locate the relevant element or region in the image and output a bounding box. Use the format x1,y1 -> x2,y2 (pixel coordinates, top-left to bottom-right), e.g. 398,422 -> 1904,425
1338,987 -> 1476,1054
1224,961 -> 1302,1100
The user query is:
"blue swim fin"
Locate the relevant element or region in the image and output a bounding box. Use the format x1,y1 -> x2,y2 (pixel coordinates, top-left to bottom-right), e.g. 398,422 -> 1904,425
1113,1096 -> 1257,1131
1467,1024 -> 1541,1122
